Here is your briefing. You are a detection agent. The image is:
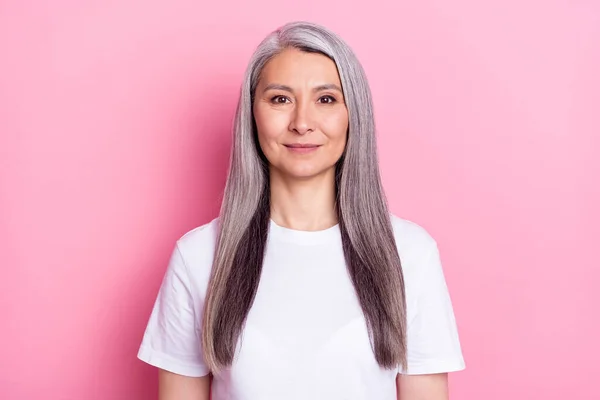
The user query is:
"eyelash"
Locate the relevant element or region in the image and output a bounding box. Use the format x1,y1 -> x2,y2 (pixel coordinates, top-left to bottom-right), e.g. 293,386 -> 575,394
319,95 -> 337,104
270,95 -> 337,104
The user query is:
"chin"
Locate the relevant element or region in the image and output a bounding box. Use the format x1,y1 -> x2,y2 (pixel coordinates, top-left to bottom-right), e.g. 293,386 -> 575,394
278,164 -> 335,180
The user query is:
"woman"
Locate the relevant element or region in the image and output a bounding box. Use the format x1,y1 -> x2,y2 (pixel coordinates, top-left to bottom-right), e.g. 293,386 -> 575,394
138,21 -> 465,399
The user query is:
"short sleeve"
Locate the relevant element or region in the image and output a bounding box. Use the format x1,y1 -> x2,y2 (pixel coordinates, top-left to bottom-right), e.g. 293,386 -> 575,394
399,242 -> 466,375
137,242 -> 210,377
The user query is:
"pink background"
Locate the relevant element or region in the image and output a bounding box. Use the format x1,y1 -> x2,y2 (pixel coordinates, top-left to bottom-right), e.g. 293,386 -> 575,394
1,0 -> 599,399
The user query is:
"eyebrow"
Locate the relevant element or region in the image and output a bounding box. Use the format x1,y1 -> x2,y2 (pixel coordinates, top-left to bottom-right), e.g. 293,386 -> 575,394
262,83 -> 344,94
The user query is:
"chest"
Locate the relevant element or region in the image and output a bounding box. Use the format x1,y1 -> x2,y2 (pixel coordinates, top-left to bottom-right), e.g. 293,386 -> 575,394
211,242 -> 397,400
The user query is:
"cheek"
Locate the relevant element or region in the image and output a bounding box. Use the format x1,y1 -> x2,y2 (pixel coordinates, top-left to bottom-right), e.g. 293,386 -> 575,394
253,109 -> 274,155
254,107 -> 288,147
324,110 -> 349,146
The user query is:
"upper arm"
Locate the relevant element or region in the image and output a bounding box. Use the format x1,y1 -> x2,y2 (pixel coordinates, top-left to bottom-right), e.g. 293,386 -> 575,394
159,369 -> 211,400
396,373 -> 448,400
138,241 -> 210,377
398,241 -> 465,376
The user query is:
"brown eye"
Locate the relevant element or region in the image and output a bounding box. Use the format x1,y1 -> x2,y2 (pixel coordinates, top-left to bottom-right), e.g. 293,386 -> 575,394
271,96 -> 290,104
318,95 -> 336,104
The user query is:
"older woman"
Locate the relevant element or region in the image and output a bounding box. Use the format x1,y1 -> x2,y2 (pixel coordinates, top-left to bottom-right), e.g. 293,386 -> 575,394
138,21 -> 465,400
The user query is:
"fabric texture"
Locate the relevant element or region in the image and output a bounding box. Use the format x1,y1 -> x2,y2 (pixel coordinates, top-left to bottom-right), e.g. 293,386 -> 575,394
137,214 -> 465,399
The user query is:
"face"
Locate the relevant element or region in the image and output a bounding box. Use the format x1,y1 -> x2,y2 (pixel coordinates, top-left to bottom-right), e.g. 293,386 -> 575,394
253,47 -> 349,180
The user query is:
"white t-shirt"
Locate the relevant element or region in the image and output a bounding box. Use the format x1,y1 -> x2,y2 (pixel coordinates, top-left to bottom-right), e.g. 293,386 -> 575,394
137,214 -> 465,399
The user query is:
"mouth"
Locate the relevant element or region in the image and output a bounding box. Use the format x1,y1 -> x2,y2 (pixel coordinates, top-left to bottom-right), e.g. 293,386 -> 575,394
284,143 -> 321,148
283,143 -> 321,154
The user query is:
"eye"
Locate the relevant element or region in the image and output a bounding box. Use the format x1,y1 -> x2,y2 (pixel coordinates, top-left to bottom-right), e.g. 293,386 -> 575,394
318,95 -> 337,104
270,95 -> 290,104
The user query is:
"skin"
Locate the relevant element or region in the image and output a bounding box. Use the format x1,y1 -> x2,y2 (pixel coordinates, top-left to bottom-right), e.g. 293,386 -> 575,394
158,47 -> 449,400
397,373 -> 449,399
253,47 -> 348,231
158,370 -> 210,400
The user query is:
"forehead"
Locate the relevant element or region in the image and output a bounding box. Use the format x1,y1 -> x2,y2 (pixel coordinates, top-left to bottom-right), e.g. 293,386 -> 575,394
258,47 -> 342,86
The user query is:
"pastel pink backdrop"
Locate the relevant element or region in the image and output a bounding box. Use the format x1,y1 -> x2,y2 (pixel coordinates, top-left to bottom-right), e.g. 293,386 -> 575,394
1,0 -> 598,399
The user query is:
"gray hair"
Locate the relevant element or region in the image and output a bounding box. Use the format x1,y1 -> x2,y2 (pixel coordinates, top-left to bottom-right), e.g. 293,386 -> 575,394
202,21 -> 407,374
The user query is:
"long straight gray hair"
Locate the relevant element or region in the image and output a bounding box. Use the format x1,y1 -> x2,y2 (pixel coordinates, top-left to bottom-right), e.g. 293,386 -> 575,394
201,21 -> 407,374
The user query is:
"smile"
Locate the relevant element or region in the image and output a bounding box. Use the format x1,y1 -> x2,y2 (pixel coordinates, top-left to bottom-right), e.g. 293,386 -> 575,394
283,144 -> 321,154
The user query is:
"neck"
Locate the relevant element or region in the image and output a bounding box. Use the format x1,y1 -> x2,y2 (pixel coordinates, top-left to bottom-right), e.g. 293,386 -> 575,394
269,167 -> 338,231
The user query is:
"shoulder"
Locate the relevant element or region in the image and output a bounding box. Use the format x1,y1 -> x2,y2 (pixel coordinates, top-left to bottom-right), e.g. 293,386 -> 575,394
172,217 -> 220,299
389,213 -> 437,259
176,216 -> 220,252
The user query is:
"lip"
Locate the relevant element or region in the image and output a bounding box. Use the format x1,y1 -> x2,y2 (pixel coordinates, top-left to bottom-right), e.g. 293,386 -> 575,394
284,143 -> 321,154
284,143 -> 321,148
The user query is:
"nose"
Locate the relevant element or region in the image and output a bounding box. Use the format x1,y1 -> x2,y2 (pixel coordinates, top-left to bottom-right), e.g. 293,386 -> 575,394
288,101 -> 314,135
